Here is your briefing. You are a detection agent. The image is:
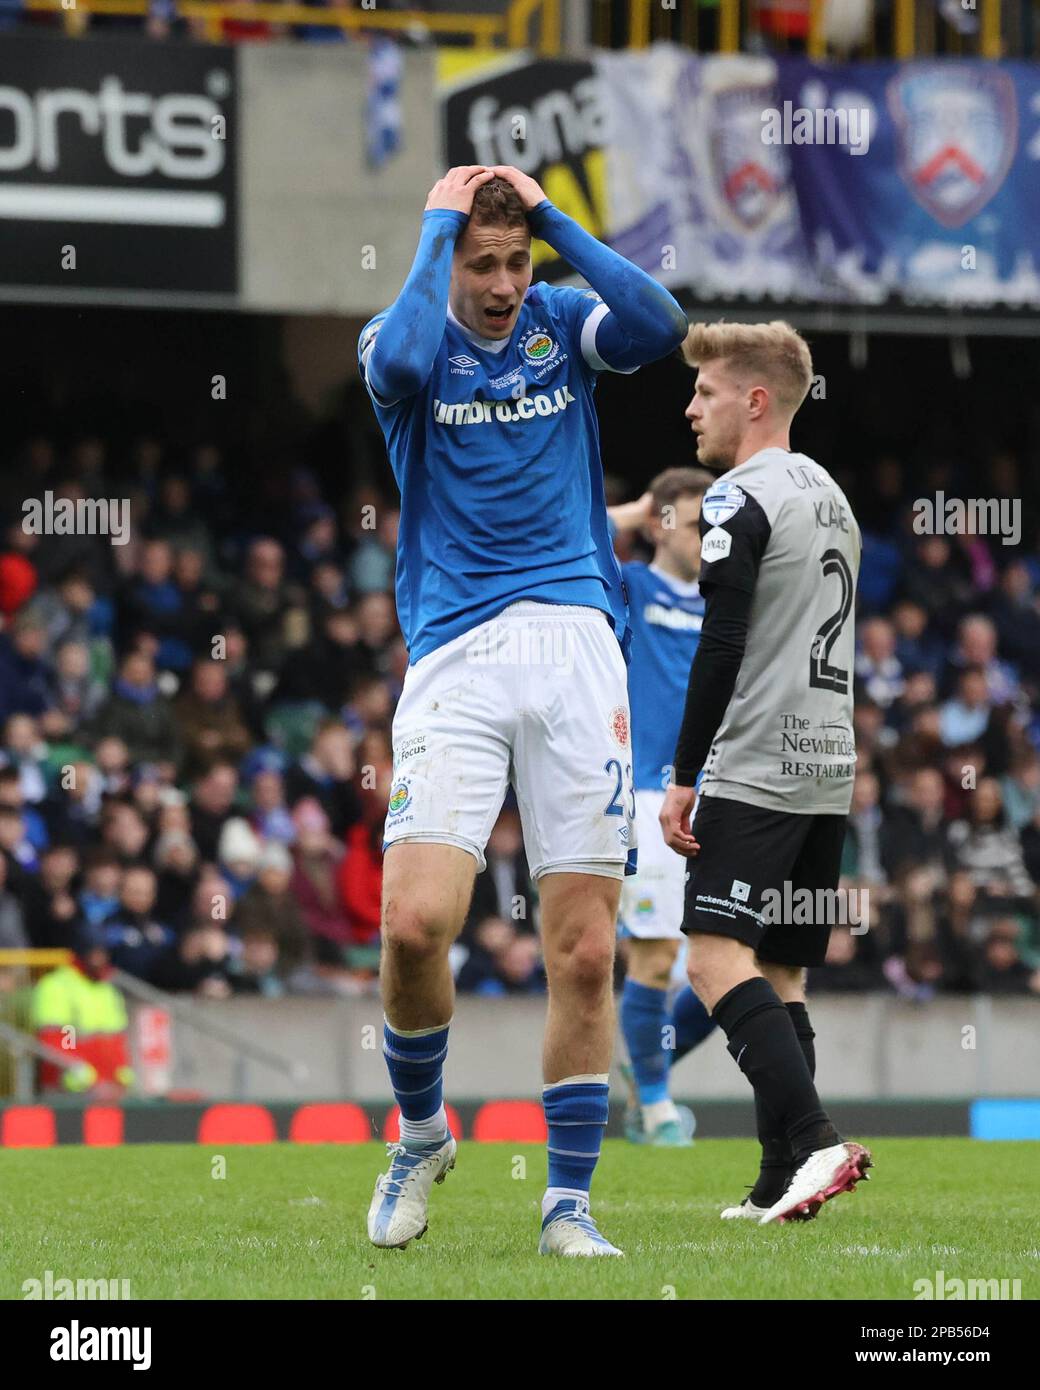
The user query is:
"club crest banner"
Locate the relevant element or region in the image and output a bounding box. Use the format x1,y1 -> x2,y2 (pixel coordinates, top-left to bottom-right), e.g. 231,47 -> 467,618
775,59 -> 1040,306
441,46 -> 1040,308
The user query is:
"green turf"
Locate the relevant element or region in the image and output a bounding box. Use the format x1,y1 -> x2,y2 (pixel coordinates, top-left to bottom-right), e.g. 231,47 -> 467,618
0,1139 -> 1035,1300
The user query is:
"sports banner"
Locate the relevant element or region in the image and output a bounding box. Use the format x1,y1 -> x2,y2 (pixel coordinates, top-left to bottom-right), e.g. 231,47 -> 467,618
775,60 -> 1040,307
439,51 -> 606,281
443,45 -> 1040,310
0,35 -> 238,296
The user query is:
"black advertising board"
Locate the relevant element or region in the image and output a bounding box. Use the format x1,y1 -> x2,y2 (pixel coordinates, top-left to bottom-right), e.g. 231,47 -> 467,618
443,57 -> 603,285
0,34 -> 238,296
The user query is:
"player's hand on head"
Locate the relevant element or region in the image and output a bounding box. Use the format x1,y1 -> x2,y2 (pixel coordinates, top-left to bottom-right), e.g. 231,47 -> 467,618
424,166 -> 496,215
488,165 -> 548,212
608,490 -> 656,535
659,783 -> 700,857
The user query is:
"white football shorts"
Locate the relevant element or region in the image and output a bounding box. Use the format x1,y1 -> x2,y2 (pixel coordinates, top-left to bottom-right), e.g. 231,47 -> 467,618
618,788 -> 687,940
385,601 -> 637,880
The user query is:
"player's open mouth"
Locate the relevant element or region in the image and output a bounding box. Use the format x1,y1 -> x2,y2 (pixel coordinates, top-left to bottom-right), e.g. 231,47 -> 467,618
484,306 -> 513,325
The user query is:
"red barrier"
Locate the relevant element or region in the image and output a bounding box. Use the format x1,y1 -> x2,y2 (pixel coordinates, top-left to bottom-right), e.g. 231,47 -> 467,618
83,1106 -> 125,1147
289,1103 -> 370,1143
198,1103 -> 276,1144
472,1100 -> 546,1142
1,1105 -> 57,1148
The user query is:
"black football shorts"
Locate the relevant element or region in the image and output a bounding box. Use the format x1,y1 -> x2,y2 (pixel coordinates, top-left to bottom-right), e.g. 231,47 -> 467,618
680,793 -> 848,967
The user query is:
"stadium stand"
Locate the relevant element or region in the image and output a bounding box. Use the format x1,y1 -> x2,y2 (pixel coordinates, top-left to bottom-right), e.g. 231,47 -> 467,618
0,1 -> 1037,1112
1,320 -> 1038,1050
5,0 -> 1040,60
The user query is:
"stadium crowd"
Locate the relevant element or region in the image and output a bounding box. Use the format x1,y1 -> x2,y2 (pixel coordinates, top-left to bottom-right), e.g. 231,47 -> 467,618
0,430 -> 1038,1027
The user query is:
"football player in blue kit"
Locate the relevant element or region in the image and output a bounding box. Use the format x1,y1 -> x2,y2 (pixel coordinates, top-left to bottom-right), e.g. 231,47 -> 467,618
359,165 -> 687,1256
609,470 -> 719,1147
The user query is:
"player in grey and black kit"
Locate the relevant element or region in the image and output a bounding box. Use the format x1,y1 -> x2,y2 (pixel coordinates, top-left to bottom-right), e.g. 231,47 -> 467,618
660,321 -> 873,1225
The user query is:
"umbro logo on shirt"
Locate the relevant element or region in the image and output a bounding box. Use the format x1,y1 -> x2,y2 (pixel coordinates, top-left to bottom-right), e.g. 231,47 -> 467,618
643,602 -> 702,632
448,354 -> 478,375
433,387 -> 576,426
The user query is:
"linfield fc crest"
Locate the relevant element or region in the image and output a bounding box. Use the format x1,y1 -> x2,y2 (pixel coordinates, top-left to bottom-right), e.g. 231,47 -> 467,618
709,80 -> 786,230
610,706 -> 630,748
388,782 -> 411,816
702,481 -> 747,527
522,332 -> 555,362
889,66 -> 1017,229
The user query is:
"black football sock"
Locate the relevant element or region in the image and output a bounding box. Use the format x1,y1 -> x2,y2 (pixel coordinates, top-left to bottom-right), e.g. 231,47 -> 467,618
749,1002 -> 819,1205
784,998 -> 841,1165
712,978 -> 840,1173
786,1000 -> 816,1078
749,1095 -> 791,1207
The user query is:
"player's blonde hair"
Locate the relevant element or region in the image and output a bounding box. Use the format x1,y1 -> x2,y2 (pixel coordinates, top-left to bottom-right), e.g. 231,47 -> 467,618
682,320 -> 814,416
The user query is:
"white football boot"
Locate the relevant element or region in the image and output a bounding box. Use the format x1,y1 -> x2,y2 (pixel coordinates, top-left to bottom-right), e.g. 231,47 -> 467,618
367,1135 -> 456,1248
758,1141 -> 873,1225
538,1196 -> 624,1257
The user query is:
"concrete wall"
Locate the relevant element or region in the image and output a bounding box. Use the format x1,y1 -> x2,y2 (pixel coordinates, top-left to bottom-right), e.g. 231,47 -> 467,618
158,994 -> 1040,1102
239,45 -> 438,315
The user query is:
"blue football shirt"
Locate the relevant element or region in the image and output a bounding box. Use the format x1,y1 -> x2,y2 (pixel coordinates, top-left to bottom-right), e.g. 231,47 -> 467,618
359,282 -> 632,662
623,561 -> 704,791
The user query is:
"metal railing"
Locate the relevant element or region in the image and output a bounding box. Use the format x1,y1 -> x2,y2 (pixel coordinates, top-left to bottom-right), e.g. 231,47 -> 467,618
22,0 -> 565,51
0,950 -> 308,1101
0,949 -> 72,970
0,949 -> 71,1099
617,0 -> 1013,58
0,1019 -> 91,1103
111,968 -> 309,1097
14,0 -> 1023,55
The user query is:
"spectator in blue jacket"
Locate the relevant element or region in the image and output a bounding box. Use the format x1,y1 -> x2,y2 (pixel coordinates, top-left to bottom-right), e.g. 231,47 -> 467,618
0,606 -> 54,724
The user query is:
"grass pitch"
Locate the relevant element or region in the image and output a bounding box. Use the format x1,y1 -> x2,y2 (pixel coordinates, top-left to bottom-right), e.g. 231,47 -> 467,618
0,1139 -> 1035,1300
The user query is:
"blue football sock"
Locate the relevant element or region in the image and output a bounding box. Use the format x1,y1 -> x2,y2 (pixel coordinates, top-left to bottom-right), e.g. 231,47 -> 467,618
670,984 -> 717,1065
543,1076 -> 609,1200
620,977 -> 670,1104
382,1018 -> 450,1135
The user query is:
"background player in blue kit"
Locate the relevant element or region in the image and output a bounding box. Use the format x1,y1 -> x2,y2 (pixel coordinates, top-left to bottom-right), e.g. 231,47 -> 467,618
359,165 -> 687,1256
609,470 -> 718,1146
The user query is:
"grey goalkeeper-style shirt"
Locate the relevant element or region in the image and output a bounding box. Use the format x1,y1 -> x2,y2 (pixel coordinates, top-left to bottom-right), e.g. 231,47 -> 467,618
674,447 -> 861,815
